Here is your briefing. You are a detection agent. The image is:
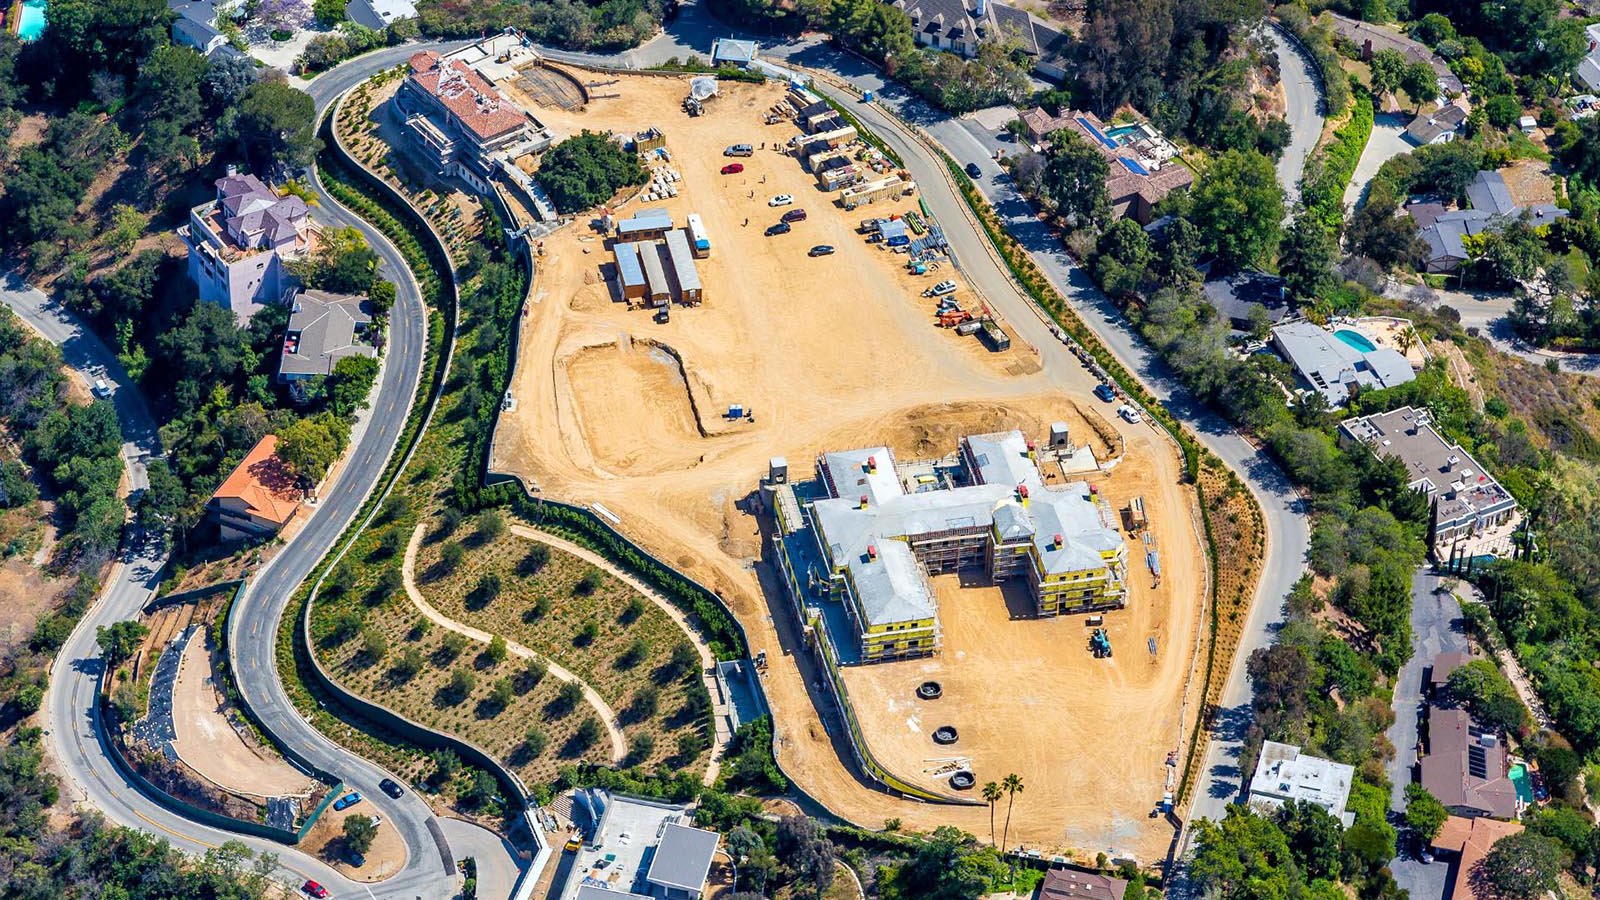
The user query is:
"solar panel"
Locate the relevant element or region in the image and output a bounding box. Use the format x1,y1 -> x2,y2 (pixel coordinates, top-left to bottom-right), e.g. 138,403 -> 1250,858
1076,116 -> 1119,151
1119,156 -> 1150,176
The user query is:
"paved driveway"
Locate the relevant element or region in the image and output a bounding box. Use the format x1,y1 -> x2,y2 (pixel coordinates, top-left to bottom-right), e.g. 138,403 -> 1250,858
1386,567 -> 1468,812
1344,113 -> 1412,212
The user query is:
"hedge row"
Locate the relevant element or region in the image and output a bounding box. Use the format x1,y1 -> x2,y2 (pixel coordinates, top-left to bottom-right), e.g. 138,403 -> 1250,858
1302,93 -> 1374,233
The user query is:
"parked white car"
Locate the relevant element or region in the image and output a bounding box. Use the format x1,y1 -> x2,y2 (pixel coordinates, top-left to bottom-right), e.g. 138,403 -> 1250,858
92,379 -> 111,398
768,194 -> 794,207
924,280 -> 958,297
1117,404 -> 1142,424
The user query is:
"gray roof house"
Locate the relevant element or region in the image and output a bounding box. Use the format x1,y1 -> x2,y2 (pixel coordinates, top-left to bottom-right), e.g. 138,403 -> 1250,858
1405,105 -> 1467,145
642,822 -> 720,899
890,0 -> 1042,60
1271,321 -> 1415,406
345,0 -> 417,31
1413,170 -> 1569,273
278,290 -> 376,383
1203,270 -> 1291,333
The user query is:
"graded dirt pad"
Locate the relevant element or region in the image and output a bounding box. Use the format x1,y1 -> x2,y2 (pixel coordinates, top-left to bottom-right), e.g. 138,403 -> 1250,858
302,801 -> 409,883
493,70 -> 1204,862
170,634 -> 315,800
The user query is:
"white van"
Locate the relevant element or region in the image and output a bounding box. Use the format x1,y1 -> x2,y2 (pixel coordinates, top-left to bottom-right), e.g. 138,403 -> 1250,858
724,144 -> 754,157
92,379 -> 111,398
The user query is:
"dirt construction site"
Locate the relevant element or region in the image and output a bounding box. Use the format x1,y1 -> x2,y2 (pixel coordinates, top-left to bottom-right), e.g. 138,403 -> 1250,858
490,69 -> 1207,863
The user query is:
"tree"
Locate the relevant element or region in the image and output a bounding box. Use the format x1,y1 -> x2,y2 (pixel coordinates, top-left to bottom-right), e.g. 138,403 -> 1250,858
1276,800 -> 1343,880
1400,61 -> 1439,112
394,646 -> 424,679
1369,48 -> 1408,97
537,130 -> 646,214
96,620 -> 148,667
1448,659 -> 1530,734
448,666 -> 476,701
439,541 -> 465,573
553,680 -> 584,715
105,204 -> 150,255
1483,95 -> 1522,130
342,814 -> 377,855
1190,807 -> 1294,900
475,509 -> 504,540
1480,213 -> 1549,287
571,716 -> 602,751
222,78 -> 319,172
1093,219 -> 1152,299
312,0 -> 346,25
1400,783 -> 1449,842
137,458 -> 186,532
329,355 -> 379,419
999,772 -> 1024,853
880,825 -> 1005,900
1040,129 -> 1110,228
522,726 -> 548,758
489,677 -> 513,709
257,0 -> 312,32
275,413 -> 348,482
1483,831 -> 1568,899
360,626 -> 387,662
1191,150 -> 1284,271
44,0 -> 170,93
203,52 -> 258,111
1279,214 -> 1337,304
485,633 -> 508,664
368,279 -> 396,315
776,815 -> 834,899
982,781 -> 1002,847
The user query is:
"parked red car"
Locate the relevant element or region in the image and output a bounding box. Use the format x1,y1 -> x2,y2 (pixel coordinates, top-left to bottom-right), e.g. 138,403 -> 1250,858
302,881 -> 329,898
720,163 -> 744,175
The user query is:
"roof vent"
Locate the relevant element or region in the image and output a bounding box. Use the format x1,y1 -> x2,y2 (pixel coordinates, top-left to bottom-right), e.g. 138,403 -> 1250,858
866,455 -> 876,472
867,544 -> 877,560
1053,533 -> 1063,548
1018,484 -> 1029,499
859,494 -> 869,509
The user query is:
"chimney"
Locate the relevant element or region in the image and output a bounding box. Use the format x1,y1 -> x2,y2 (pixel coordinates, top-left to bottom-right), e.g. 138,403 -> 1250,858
867,544 -> 877,560
859,494 -> 869,509
1018,484 -> 1029,500
226,163 -> 238,177
866,455 -> 876,473
1053,533 -> 1063,548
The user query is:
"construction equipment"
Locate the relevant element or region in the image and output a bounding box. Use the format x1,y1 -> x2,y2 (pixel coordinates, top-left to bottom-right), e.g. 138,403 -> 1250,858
1089,628 -> 1112,658
938,309 -> 973,328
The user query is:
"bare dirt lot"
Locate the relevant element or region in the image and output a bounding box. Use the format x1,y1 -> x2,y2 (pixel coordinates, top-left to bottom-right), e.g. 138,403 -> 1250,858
302,800 -> 409,883
170,634 -> 316,800
492,71 -> 1204,862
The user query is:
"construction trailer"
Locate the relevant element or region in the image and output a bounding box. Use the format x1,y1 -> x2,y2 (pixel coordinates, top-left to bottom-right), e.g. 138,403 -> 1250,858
686,213 -> 711,258
879,219 -> 910,247
639,241 -> 672,307
810,125 -> 859,149
634,127 -> 667,152
817,164 -> 860,191
1124,496 -> 1148,532
841,176 -> 910,210
804,110 -> 846,133
664,229 -> 703,305
613,241 -> 648,301
617,207 -> 674,242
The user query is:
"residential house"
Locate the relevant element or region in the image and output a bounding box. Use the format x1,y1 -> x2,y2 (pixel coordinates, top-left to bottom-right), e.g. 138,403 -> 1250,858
345,0 -> 417,31
893,0 -> 1039,59
169,0 -> 231,56
179,172 -> 317,322
1405,105 -> 1467,145
1247,741 -> 1357,828
208,435 -> 300,540
1270,321 -> 1415,406
642,822 -> 720,899
1328,12 -> 1463,95
1412,170 -> 1568,273
1421,705 -> 1519,819
1338,406 -> 1521,558
1578,23 -> 1600,92
1201,270 -> 1290,334
1019,108 -> 1192,224
277,289 -> 377,396
1431,816 -> 1525,900
1039,869 -> 1130,900
397,48 -> 552,193
1429,651 -> 1473,699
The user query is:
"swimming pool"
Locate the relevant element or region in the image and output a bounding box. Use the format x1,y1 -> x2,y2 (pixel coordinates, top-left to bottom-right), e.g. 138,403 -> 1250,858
1334,328 -> 1379,353
1509,763 -> 1535,805
16,0 -> 46,42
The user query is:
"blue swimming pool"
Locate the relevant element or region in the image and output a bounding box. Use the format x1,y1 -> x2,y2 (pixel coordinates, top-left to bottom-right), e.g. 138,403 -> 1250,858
1334,328 -> 1378,353
16,0 -> 46,42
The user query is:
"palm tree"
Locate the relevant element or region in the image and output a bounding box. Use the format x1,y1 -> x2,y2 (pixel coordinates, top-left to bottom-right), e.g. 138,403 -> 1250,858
982,781 -> 1003,846
999,773 -> 1025,853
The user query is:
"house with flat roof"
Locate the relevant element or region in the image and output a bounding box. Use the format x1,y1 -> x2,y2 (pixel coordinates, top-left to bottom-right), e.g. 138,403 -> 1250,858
1247,741 -> 1356,828
1270,321 -> 1415,406
1040,869 -> 1129,900
1431,815 -> 1525,900
179,172 -> 317,323
277,289 -> 376,395
805,430 -> 1127,663
397,47 -> 552,193
643,822 -> 719,899
1338,406 -> 1520,557
561,790 -> 721,900
1421,706 -> 1519,819
207,435 -> 300,540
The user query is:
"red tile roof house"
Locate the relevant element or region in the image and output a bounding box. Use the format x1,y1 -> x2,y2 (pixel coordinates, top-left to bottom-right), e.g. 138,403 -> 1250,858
1016,107 -> 1194,224
396,49 -> 551,194
207,435 -> 301,541
1430,815 -> 1524,900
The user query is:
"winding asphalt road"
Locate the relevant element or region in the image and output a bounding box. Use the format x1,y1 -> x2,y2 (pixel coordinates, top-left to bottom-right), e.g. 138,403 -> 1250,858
39,4 -> 1331,889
